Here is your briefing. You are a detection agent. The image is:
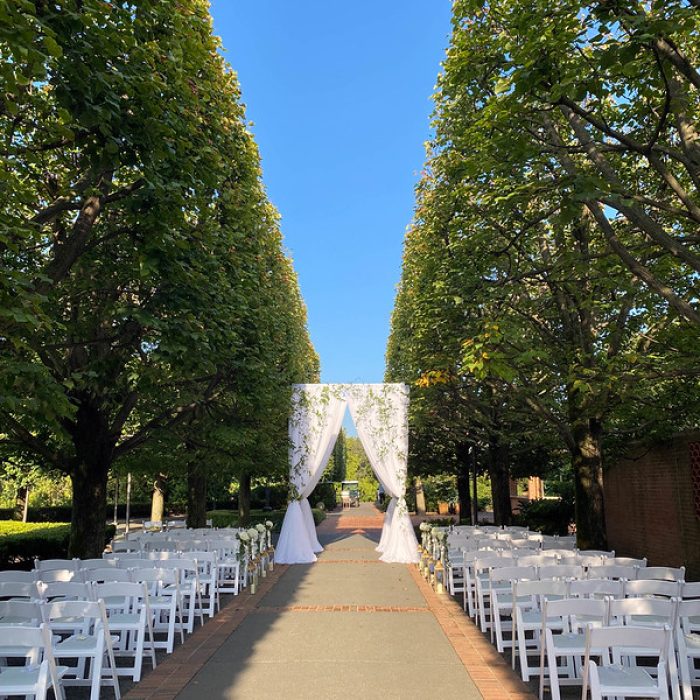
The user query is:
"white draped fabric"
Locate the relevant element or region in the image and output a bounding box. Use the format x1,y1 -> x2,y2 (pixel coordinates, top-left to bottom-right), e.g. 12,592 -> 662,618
347,384 -> 419,563
275,385 -> 347,564
275,383 -> 419,565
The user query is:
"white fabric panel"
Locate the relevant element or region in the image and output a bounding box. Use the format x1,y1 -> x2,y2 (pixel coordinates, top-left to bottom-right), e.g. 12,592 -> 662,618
347,384 -> 419,564
275,385 -> 347,564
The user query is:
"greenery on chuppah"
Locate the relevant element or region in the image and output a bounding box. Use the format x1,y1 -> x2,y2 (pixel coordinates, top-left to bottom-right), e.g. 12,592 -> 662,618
0,0 -> 317,556
386,0 -> 700,548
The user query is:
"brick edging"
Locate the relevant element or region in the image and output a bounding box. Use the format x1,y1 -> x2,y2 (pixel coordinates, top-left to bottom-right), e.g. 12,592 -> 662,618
123,564 -> 289,700
408,565 -> 536,700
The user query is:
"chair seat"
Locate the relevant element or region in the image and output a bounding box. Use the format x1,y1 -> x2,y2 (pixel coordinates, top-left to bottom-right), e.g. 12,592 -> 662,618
0,665 -> 44,689
55,634 -> 100,653
0,616 -> 36,625
597,664 -> 656,690
106,613 -> 140,627
552,632 -> 586,650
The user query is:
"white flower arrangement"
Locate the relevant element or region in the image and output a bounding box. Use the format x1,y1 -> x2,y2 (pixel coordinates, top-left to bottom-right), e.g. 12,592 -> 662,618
419,522 -> 431,532
247,527 -> 259,542
255,523 -> 267,534
237,531 -> 250,543
265,520 -> 273,530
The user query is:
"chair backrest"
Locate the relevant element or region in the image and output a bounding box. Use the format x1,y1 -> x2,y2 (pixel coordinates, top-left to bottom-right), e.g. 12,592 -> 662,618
38,581 -> 94,602
94,581 -> 149,614
474,556 -> 516,574
104,551 -> 149,561
513,578 -> 569,602
584,624 -> 669,667
586,564 -> 638,581
0,580 -> 39,600
36,568 -> 82,583
568,578 -> 624,599
543,596 -> 609,631
81,558 -> 118,569
143,541 -> 180,552
117,557 -> 151,569
0,599 -> 43,625
516,554 -> 558,567
130,566 -> 178,585
623,579 -> 682,599
636,565 -> 685,582
609,556 -> 647,567
0,570 -> 36,582
609,596 -> 678,627
81,567 -> 132,583
41,598 -> 105,635
34,558 -> 78,572
579,549 -> 615,558
682,581 -> 700,599
538,564 -> 584,580
110,540 -> 141,553
489,565 -> 537,585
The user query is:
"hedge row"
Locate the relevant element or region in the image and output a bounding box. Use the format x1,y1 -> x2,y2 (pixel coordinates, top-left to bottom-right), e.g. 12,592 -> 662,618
206,508 -> 326,531
0,521 -> 117,570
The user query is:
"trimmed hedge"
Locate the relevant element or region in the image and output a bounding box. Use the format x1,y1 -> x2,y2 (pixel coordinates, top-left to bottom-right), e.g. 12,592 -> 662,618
309,482 -> 336,511
0,521 -> 117,569
206,508 -> 326,531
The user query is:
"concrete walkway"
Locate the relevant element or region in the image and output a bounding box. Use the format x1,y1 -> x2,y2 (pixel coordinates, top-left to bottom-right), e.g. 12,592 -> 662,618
125,505 -> 535,700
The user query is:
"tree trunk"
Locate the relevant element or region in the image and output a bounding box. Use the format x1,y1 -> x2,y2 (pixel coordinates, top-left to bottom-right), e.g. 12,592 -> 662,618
488,438 -> 512,526
456,443 -> 472,524
414,476 -> 426,515
68,399 -> 114,557
13,486 -> 29,522
571,418 -> 607,550
472,454 -> 479,524
238,471 -> 251,526
186,462 -> 207,528
151,473 -> 167,523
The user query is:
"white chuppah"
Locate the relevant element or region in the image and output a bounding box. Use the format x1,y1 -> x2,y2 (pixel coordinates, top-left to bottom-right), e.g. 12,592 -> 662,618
275,383 -> 419,565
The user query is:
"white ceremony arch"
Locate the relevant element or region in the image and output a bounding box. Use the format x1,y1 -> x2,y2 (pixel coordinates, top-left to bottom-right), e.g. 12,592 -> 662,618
275,383 -> 419,565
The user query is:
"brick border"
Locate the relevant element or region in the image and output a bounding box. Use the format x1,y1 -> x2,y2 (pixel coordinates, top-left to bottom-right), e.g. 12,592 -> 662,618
409,565 -> 536,700
124,564 -> 288,700
250,604 -> 430,613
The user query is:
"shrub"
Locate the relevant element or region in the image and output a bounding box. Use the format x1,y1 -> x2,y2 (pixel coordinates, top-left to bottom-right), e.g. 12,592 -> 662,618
515,498 -> 574,536
308,482 -> 336,511
0,521 -> 117,569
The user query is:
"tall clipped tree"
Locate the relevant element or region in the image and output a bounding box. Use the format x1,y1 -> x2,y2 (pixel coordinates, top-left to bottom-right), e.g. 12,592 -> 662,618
0,0 -> 317,555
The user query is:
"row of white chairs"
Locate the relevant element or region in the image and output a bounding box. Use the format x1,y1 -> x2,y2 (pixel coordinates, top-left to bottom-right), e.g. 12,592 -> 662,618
446,549 -> 698,700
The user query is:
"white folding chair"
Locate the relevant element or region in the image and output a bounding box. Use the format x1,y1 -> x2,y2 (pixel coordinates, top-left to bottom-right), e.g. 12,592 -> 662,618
676,599 -> 700,700
0,580 -> 40,600
215,543 -> 242,597
0,599 -> 43,626
0,623 -> 65,700
35,569 -> 83,583
184,550 -> 219,617
624,579 -> 683,600
538,564 -> 584,580
568,578 -> 624,599
81,567 -> 133,583
473,555 -> 516,632
637,566 -> 686,582
110,540 -> 141,553
155,558 -> 203,633
539,597 -> 609,700
42,598 -> 121,700
489,565 -> 537,652
34,559 -> 79,573
682,582 -> 700,600
582,624 -> 673,700
81,558 -> 118,570
587,564 -> 638,580
94,581 -> 157,682
610,556 -> 647,567
511,578 -> 568,681
131,567 -> 184,653
0,570 -> 36,582
516,554 -> 558,568
37,581 -> 94,602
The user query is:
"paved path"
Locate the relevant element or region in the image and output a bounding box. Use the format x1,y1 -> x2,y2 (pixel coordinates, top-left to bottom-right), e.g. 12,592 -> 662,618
126,505 -> 534,700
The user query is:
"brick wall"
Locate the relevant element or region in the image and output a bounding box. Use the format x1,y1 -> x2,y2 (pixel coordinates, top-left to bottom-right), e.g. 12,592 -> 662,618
605,430 -> 700,581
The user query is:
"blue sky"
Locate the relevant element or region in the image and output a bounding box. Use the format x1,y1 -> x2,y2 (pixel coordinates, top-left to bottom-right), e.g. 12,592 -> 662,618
209,2 -> 451,388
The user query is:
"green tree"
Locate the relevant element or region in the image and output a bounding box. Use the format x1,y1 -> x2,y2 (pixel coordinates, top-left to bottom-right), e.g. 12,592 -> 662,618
0,0 -> 317,555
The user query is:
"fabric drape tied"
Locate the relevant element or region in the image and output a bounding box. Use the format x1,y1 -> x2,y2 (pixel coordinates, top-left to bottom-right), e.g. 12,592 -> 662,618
275,383 -> 419,565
